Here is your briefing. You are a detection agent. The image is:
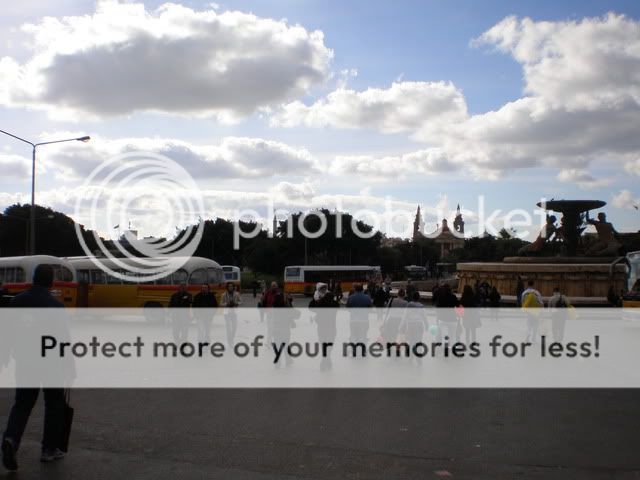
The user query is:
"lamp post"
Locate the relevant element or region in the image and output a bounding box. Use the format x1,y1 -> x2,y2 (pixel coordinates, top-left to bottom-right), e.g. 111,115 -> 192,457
0,129 -> 90,255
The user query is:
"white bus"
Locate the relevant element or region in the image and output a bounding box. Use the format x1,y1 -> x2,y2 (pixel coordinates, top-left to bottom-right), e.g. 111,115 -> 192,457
404,265 -> 426,280
284,265 -> 381,295
0,255 -> 77,307
222,265 -> 241,288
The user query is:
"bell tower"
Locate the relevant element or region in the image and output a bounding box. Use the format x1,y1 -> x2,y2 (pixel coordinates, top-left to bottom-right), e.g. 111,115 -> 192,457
453,204 -> 465,235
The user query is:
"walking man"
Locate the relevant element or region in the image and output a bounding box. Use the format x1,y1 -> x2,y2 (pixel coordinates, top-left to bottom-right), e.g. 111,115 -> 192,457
2,264 -> 71,470
169,283 -> 193,343
192,284 -> 218,342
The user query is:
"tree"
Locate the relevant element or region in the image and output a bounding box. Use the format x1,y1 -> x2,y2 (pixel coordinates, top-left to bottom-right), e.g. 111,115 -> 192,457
274,209 -> 382,266
498,228 -> 514,239
0,204 -> 99,257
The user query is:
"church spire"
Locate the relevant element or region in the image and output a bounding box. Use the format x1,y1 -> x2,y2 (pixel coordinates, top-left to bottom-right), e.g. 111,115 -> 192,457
453,203 -> 464,234
412,205 -> 424,241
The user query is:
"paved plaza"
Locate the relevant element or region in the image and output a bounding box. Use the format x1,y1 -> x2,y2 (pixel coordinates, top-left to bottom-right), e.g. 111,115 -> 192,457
1,389 -> 639,479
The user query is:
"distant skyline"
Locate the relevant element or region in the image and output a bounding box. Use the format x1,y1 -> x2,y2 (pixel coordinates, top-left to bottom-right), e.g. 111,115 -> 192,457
1,0 -> 639,240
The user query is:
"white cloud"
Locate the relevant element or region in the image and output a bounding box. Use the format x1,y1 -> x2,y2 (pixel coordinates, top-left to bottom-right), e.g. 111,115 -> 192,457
2,8 -> 638,192
268,13 -> 640,185
625,159 -> 640,176
611,189 -> 640,209
0,1 -> 333,120
556,168 -> 613,189
0,192 -> 22,208
8,133 -> 318,181
270,81 -> 467,135
0,182 -> 451,239
270,181 -> 316,202
473,13 -> 640,111
0,153 -> 30,177
424,13 -> 640,180
0,178 -> 539,240
330,148 -> 456,179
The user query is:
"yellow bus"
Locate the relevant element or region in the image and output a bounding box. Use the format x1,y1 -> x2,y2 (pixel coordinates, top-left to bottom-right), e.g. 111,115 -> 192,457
284,265 -> 381,296
0,255 -> 78,308
67,256 -> 225,309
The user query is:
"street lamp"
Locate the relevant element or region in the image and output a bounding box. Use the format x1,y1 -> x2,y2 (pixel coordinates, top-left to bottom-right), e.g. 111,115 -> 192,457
0,129 -> 90,255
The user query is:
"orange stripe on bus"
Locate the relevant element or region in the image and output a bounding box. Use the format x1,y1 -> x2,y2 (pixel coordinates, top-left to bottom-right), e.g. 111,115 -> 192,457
136,284 -> 226,291
4,281 -> 78,289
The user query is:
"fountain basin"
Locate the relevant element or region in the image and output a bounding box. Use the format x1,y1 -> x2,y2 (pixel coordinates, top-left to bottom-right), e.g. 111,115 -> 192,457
457,260 -> 626,299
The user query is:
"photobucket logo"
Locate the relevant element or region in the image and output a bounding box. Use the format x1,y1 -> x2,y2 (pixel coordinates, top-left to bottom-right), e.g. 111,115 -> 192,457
73,151 -> 205,282
231,195 -> 549,249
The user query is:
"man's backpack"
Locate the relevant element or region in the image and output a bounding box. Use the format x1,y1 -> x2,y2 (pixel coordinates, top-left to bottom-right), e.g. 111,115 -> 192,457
522,291 -> 542,309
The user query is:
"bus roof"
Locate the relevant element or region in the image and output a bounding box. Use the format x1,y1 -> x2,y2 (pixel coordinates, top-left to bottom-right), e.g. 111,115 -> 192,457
285,265 -> 380,271
0,255 -> 76,280
0,255 -> 72,265
65,256 -> 222,272
0,255 -> 75,271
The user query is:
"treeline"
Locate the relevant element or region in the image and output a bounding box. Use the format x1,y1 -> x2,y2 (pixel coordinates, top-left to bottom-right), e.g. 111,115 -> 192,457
0,204 -> 99,257
0,204 -> 529,276
188,210 -> 384,273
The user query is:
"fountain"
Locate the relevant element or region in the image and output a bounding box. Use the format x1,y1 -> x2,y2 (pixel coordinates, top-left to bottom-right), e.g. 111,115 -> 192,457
457,200 -> 628,302
536,200 -> 605,256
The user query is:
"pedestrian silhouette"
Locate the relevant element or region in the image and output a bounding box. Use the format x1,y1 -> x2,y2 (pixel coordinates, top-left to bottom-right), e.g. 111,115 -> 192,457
169,283 -> 193,343
192,284 -> 218,342
2,264 -> 74,471
220,282 -> 242,346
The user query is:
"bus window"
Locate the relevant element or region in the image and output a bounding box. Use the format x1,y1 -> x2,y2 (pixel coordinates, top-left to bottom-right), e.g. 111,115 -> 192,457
106,273 -> 121,284
15,267 -> 26,283
335,271 -> 351,282
51,265 -> 73,282
172,269 -> 188,284
91,270 -> 106,284
155,275 -> 172,285
207,268 -> 222,284
3,268 -> 16,283
304,270 -> 324,283
62,267 -> 72,282
0,268 -> 4,283
189,268 -> 207,285
285,267 -> 301,279
77,270 -> 90,284
120,271 -> 136,285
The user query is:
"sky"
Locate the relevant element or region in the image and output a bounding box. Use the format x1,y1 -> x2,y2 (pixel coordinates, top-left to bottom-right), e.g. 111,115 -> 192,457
0,0 -> 639,241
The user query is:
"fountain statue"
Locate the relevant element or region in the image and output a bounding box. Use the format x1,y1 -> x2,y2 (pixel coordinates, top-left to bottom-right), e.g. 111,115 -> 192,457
535,199 -> 609,256
457,199 -> 628,301
585,212 -> 622,256
518,215 -> 557,256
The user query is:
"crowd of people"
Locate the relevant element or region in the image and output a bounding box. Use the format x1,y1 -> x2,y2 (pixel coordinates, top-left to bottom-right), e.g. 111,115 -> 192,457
123,274 -> 582,365
0,264 -> 605,472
